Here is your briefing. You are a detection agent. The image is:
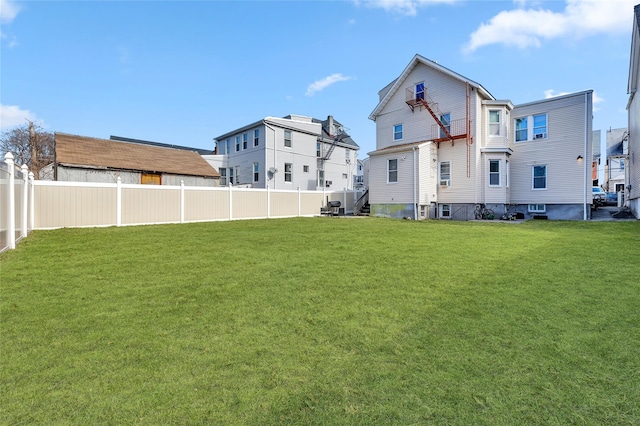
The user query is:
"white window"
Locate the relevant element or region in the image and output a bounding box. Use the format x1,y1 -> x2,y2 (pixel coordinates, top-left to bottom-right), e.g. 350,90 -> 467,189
533,114 -> 547,139
235,136 -> 240,152
317,170 -> 324,187
440,113 -> 451,138
489,110 -> 501,136
316,142 -> 322,157
489,160 -> 500,186
532,165 -> 547,190
515,117 -> 528,142
439,161 -> 451,186
516,114 -> 548,142
284,163 -> 292,182
225,139 -> 230,154
253,129 -> 259,147
229,167 -> 234,185
345,150 -> 350,164
303,165 -> 309,173
528,204 -> 546,213
393,124 -> 403,141
415,82 -> 425,100
284,130 -> 292,148
440,204 -> 451,218
388,159 -> 398,183
219,167 -> 227,186
243,133 -> 248,150
253,162 -> 259,182
235,166 -> 240,185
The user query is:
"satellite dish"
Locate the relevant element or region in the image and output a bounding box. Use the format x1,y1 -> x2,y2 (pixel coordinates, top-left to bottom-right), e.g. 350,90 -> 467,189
268,167 -> 278,179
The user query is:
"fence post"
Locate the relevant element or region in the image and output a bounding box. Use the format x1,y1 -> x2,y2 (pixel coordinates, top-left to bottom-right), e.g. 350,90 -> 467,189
21,165 -> 28,238
298,186 -> 301,217
180,180 -> 185,224
228,184 -> 233,221
267,185 -> 271,219
116,177 -> 122,226
5,153 -> 15,249
28,172 -> 35,231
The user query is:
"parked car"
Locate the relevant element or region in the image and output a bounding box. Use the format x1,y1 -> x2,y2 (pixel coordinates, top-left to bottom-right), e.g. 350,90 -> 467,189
606,192 -> 618,205
592,187 -> 606,208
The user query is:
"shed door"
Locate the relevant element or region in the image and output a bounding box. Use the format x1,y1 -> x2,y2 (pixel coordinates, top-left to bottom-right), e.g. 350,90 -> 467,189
141,173 -> 161,185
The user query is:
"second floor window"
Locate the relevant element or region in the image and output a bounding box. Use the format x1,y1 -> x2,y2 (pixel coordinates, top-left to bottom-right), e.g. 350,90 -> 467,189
440,161 -> 451,185
225,139 -> 230,154
317,142 -> 322,157
235,136 -> 240,152
284,163 -> 292,182
393,124 -> 403,141
254,129 -> 259,147
243,133 -> 248,150
533,114 -> 547,139
284,130 -> 292,148
489,110 -> 501,136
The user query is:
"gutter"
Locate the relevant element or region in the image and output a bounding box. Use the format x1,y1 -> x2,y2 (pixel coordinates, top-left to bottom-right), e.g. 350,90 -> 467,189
413,146 -> 417,220
583,91 -> 588,220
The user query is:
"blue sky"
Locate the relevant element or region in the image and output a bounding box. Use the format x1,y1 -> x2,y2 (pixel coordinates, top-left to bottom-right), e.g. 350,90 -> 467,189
0,0 -> 636,161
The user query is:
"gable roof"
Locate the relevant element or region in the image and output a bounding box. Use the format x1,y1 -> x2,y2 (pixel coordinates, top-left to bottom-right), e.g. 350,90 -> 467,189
110,135 -> 215,155
369,54 -> 495,121
55,133 -> 220,178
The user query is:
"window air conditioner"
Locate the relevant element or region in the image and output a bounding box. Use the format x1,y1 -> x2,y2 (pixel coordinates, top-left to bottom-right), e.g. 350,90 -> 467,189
534,133 -> 547,139
439,179 -> 450,186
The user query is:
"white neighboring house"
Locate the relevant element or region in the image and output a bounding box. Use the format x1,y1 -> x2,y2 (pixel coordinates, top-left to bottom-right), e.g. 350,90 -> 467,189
605,128 -> 628,193
368,54 -> 593,220
205,115 -> 359,191
627,3 -> 640,218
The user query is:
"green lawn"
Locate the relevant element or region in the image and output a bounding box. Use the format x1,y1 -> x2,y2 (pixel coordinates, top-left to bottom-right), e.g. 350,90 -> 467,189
1,218 -> 639,425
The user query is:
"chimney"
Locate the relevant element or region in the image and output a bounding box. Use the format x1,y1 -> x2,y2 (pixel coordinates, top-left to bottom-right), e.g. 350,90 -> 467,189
327,115 -> 334,136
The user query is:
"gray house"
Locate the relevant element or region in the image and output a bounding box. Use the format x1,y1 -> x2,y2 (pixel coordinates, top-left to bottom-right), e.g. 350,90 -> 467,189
627,3 -> 640,218
206,115 -> 359,191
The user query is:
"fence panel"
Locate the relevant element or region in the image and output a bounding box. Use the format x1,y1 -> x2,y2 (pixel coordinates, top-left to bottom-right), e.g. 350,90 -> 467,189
184,187 -> 230,222
233,188 -> 268,219
121,185 -> 180,226
270,191 -> 299,217
300,191 -> 324,216
34,182 -> 117,229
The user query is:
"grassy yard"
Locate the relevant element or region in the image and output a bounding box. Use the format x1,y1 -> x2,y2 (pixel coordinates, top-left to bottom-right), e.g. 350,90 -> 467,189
1,217 -> 639,425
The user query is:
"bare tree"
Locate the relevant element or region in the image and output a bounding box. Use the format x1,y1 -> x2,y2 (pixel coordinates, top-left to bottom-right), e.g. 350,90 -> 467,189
1,121 -> 54,179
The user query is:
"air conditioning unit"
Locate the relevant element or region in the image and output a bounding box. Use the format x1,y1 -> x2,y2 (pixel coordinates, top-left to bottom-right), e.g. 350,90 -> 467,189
439,179 -> 450,186
534,133 -> 547,139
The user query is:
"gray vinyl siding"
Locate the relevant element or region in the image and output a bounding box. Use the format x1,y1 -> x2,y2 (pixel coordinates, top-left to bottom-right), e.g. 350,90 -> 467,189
375,65 -> 472,151
510,92 -> 592,205
418,143 -> 438,204
437,142 -> 478,204
369,152 -> 414,205
629,87 -> 640,205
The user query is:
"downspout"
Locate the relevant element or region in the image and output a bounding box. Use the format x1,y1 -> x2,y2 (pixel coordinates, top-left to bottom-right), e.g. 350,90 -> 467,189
583,92 -> 588,220
264,121 -> 276,189
413,146 -> 418,220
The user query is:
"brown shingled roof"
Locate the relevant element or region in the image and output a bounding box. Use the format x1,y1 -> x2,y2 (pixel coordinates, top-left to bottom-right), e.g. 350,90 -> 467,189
55,133 -> 220,178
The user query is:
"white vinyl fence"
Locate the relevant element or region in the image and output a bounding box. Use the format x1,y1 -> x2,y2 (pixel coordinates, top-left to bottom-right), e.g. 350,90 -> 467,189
1,153 -> 33,253
2,152 -> 355,251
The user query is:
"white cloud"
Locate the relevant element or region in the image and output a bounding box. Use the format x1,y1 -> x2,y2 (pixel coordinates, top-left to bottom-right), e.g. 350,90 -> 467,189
353,0 -> 456,17
0,0 -> 20,24
465,0 -> 636,52
305,73 -> 353,96
0,104 -> 39,130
